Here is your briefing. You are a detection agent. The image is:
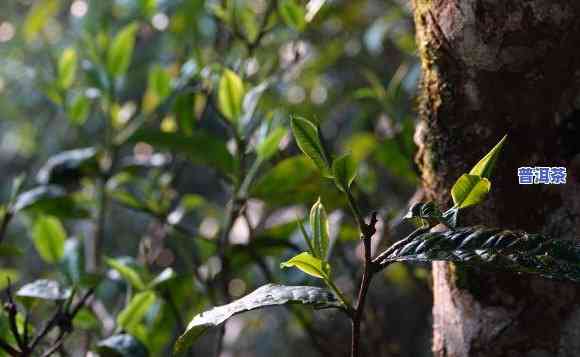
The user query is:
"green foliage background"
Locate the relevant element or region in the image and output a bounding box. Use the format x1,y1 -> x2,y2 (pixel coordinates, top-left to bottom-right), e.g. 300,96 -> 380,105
0,0 -> 429,356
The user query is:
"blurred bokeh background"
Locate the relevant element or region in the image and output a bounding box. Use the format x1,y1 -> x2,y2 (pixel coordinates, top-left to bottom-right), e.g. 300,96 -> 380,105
0,0 -> 432,356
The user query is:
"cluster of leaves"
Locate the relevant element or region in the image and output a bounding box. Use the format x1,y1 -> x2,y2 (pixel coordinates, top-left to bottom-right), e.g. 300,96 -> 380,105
0,0 -> 421,356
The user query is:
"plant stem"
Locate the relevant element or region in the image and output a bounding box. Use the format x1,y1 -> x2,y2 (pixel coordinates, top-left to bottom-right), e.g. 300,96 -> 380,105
343,187 -> 379,357
0,212 -> 12,246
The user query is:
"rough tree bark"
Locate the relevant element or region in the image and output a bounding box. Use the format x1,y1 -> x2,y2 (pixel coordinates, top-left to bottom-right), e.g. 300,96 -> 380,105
411,0 -> 580,356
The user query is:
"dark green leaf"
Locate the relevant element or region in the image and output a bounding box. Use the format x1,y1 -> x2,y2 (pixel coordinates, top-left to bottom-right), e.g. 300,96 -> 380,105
61,238 -> 84,285
37,147 -> 99,185
12,186 -> 90,218
128,129 -> 234,175
290,117 -> 330,174
97,334 -> 149,357
174,284 -> 340,354
376,226 -> 580,284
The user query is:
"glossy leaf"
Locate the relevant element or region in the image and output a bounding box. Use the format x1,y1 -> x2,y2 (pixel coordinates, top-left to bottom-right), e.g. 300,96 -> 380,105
280,252 -> 329,279
143,65 -> 172,114
97,334 -> 149,357
332,154 -> 357,192
36,147 -> 99,185
174,284 -> 340,354
469,135 -> 507,179
117,291 -> 156,331
451,174 -> 491,209
31,215 -> 67,264
309,198 -> 329,259
58,48 -> 77,89
12,185 -> 90,218
16,279 -> 71,302
218,69 -> 244,122
290,117 -> 330,174
375,225 -> 580,283
107,23 -> 139,78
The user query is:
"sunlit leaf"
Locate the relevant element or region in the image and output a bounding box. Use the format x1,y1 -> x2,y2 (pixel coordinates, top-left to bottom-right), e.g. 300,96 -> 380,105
174,284 -> 339,353
117,291 -> 156,331
58,48 -> 77,89
469,135 -> 507,179
257,127 -> 286,161
218,69 -> 244,123
451,174 -> 491,209
31,215 -> 67,264
106,258 -> 147,290
107,23 -> 139,78
143,65 -> 172,114
280,252 -> 329,279
23,0 -> 61,43
332,154 -> 357,192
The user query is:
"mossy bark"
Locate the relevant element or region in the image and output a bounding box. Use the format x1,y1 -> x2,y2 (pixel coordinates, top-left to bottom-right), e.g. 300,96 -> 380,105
411,0 -> 580,356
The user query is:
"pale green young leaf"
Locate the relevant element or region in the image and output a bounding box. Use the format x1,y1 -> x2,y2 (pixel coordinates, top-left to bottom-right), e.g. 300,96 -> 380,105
117,291 -> 156,331
23,0 -> 61,43
469,135 -> 507,179
31,215 -> 67,264
278,0 -> 306,31
107,23 -> 139,78
280,252 -> 329,279
257,127 -> 287,161
58,48 -> 77,90
105,258 -> 146,290
309,198 -> 329,259
290,117 -> 330,174
451,174 -> 491,209
218,69 -> 245,122
332,153 -> 358,192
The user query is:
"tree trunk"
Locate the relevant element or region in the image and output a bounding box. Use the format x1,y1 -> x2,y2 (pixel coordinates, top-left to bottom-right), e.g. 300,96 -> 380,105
411,0 -> 580,356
